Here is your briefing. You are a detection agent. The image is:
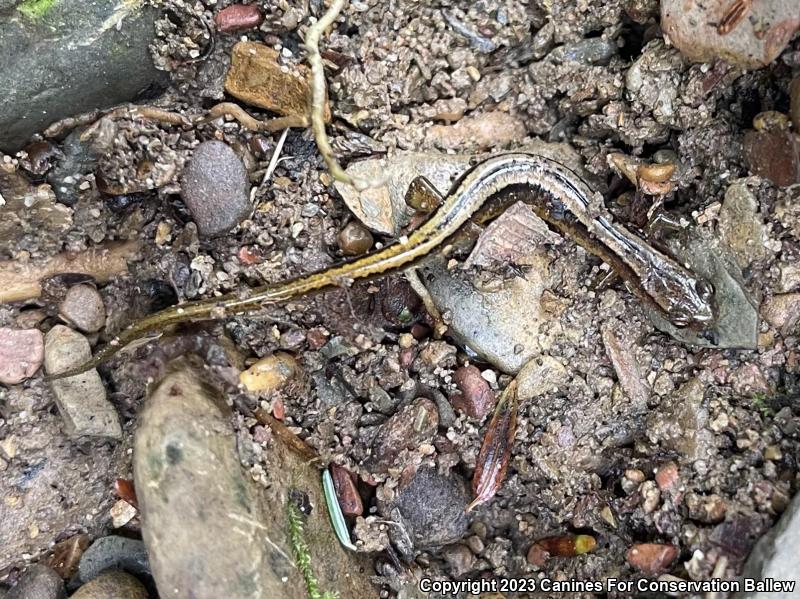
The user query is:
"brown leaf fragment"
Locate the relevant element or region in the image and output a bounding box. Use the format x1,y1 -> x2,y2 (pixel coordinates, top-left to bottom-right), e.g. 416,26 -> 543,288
467,380 -> 518,512
48,533 -> 90,579
253,407 -> 322,464
114,478 -> 139,509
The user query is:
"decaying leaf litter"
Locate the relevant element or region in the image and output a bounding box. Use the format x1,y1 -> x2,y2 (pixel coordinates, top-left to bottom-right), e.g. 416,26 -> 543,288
0,0 -> 799,597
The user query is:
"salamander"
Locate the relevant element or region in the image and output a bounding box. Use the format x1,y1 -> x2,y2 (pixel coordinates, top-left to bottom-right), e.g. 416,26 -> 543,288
50,153 -> 716,379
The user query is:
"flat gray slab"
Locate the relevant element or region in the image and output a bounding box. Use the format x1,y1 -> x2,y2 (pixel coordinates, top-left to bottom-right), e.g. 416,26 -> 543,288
0,0 -> 166,152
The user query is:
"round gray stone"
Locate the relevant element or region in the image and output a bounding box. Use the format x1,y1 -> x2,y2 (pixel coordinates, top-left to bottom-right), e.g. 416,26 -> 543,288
76,537 -> 150,586
180,141 -> 252,238
389,466 -> 471,550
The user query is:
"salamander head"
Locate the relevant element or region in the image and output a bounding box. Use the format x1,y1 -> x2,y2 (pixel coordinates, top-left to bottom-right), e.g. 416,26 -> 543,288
664,277 -> 717,331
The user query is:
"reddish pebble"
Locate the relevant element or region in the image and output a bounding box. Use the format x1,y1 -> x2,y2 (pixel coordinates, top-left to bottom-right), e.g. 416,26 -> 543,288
526,543 -> 549,567
399,348 -> 415,369
330,464 -> 363,516
410,323 -> 431,340
655,462 -> 679,492
743,130 -> 800,188
272,397 -> 286,420
626,543 -> 679,574
0,327 -> 44,385
237,245 -> 264,265
214,4 -> 264,33
451,365 -> 496,419
306,327 -> 329,350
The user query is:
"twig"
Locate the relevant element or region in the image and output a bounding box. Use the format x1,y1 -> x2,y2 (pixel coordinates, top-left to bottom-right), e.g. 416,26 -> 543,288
43,110 -> 103,138
262,127 -> 290,186
0,241 -> 142,304
304,0 -> 378,191
405,268 -> 448,338
200,102 -> 309,132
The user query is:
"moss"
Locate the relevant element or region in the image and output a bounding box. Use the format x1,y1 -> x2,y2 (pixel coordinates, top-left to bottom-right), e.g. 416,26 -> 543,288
751,393 -> 774,418
287,500 -> 339,599
17,0 -> 58,19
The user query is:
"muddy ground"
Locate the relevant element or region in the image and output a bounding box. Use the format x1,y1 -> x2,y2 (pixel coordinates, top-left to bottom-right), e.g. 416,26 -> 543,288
1,0 -> 799,598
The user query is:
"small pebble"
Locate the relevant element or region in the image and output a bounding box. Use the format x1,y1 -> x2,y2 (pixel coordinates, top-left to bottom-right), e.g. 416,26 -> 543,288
527,543 -> 549,567
686,492 -> 727,523
225,42 -> 330,121
640,480 -> 661,513
338,221 -> 374,256
20,140 -> 62,175
426,111 -> 526,151
239,352 -> 298,393
764,444 -> 782,461
6,564 -> 65,599
743,130 -> 799,188
655,462 -> 679,492
417,341 -> 456,369
637,162 -> 675,183
44,325 -> 122,439
306,327 -> 329,350
330,464 -> 363,517
214,4 -> 264,33
181,141 -> 251,238
790,76 -> 800,131
626,543 -> 678,574
548,38 -> 616,65
761,293 -> 800,334
389,466 -> 470,549
661,0 -> 799,68
59,284 -> 106,333
237,245 -> 264,265
110,499 -> 137,528
451,365 -> 496,419
370,398 -> 438,472
753,110 -> 790,132
70,571 -> 147,599
0,327 -> 44,385
442,544 -> 474,577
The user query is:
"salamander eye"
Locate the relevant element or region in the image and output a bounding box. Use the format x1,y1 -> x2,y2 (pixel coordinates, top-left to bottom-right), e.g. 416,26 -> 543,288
695,279 -> 714,301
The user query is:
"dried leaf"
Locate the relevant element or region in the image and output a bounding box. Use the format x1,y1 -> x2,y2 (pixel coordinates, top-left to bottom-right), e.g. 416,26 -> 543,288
114,478 -> 138,509
253,407 -> 322,464
467,380 -> 518,511
48,533 -> 90,579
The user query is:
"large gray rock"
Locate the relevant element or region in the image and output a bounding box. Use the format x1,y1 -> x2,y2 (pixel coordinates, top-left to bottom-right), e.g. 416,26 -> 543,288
739,493 -> 800,598
6,564 -> 65,599
135,358 -> 376,599
0,0 -> 166,153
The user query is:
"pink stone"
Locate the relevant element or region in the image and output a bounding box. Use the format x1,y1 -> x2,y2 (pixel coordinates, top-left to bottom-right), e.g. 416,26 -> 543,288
0,327 -> 44,385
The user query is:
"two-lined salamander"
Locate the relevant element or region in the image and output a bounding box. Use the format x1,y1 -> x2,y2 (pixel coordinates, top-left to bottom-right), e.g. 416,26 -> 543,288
51,153 -> 717,378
